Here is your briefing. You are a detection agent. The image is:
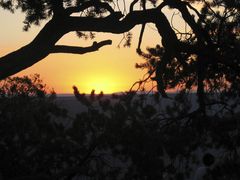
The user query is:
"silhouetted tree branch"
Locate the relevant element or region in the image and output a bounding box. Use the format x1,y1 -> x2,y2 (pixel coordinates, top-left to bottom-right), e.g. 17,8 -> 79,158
51,40 -> 112,54
0,4 -> 169,80
0,0 -> 195,81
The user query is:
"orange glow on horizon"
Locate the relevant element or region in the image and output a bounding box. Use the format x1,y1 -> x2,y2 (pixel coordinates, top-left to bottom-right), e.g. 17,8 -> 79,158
76,75 -> 122,94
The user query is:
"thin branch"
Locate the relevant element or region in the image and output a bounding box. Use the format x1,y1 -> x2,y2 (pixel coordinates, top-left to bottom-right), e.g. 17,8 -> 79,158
129,70 -> 154,92
137,23 -> 146,54
51,40 -> 112,54
117,33 -> 126,48
140,0 -> 146,10
136,0 -> 147,54
170,11 -> 193,41
185,2 -> 203,20
130,0 -> 139,12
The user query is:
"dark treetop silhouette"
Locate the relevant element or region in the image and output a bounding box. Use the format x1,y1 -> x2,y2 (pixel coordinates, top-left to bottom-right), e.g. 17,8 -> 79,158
0,0 -> 239,111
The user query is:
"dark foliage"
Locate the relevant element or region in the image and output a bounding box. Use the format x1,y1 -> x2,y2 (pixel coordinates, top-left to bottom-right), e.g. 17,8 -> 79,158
0,76 -> 239,179
0,75 -> 68,180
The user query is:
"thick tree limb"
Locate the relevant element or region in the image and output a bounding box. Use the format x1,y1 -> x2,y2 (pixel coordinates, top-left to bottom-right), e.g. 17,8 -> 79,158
155,11 -> 188,67
52,0 -> 65,17
65,9 -> 158,33
51,40 -> 112,54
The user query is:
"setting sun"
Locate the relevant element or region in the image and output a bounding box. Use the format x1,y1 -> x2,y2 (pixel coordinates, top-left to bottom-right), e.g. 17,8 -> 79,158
79,76 -> 120,94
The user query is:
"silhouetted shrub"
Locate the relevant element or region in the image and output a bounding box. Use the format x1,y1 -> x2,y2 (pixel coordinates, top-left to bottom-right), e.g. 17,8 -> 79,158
0,75 -> 68,179
1,75 -> 240,180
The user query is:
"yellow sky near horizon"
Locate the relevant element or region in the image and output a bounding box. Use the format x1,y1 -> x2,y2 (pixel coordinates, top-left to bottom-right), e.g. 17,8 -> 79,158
0,3 -> 188,94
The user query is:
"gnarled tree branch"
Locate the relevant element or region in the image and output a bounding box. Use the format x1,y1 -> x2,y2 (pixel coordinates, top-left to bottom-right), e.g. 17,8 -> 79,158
0,1 -> 201,81
0,5 -> 168,80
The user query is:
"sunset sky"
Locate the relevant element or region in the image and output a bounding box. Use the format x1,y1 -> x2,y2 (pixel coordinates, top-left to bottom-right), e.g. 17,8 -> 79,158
0,3 -> 186,94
